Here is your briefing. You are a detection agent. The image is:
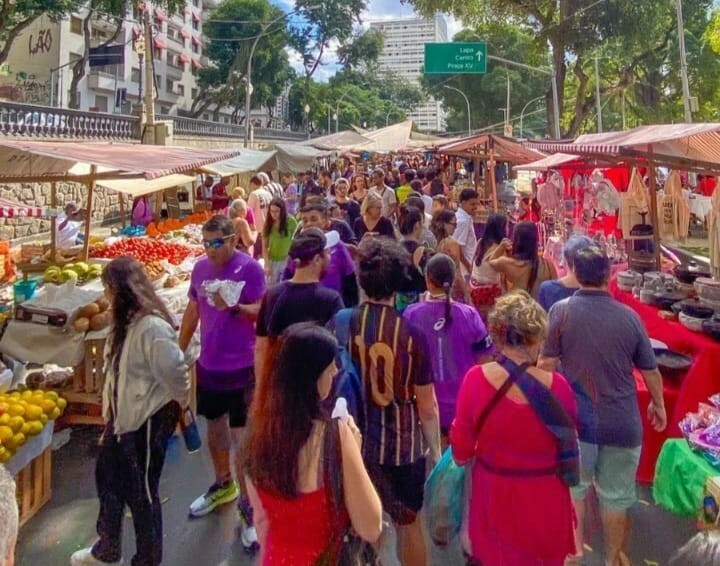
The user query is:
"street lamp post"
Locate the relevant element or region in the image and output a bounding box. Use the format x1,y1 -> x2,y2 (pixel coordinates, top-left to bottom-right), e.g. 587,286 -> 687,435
443,85 -> 471,137
519,95 -> 546,138
243,5 -> 318,147
304,104 -> 310,140
675,0 -> 694,123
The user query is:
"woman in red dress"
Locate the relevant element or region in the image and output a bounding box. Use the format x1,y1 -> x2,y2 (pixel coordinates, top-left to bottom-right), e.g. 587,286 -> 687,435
451,291 -> 577,565
246,323 -> 382,565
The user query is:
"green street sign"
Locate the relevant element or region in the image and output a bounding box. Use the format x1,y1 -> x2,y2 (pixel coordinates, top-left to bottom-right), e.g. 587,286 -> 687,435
424,42 -> 487,74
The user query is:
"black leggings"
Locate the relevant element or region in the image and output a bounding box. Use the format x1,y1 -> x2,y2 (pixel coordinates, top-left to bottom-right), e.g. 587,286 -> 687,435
92,402 -> 180,566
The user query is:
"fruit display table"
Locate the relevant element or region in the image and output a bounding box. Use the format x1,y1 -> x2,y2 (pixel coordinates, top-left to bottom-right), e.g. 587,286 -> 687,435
6,421 -> 53,526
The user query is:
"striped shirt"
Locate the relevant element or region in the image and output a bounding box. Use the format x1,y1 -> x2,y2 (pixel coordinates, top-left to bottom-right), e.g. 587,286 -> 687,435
348,303 -> 433,466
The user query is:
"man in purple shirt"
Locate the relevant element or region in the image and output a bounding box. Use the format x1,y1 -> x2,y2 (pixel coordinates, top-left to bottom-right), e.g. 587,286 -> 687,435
179,215 -> 266,550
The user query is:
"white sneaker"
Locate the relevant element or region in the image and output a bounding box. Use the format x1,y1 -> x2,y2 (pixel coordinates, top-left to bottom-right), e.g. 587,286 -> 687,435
240,524 -> 259,555
70,547 -> 123,565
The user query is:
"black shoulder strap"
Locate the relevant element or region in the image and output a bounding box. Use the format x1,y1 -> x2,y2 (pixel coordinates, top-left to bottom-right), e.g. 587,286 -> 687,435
473,360 -> 530,439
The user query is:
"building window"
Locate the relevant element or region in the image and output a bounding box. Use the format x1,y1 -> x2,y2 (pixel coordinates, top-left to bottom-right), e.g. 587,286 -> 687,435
176,84 -> 185,96
161,106 -> 170,114
192,44 -> 199,54
193,0 -> 199,6
154,47 -> 163,60
223,117 -> 230,123
202,113 -> 210,120
192,20 -> 199,31
155,74 -> 162,89
131,67 -> 141,83
191,88 -> 198,99
166,78 -> 174,92
70,16 -> 83,35
95,95 -> 109,112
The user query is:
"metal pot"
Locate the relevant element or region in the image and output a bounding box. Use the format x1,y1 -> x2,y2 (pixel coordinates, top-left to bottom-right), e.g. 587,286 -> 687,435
654,290 -> 688,311
679,298 -> 715,320
703,316 -> 720,342
674,263 -> 712,285
653,348 -> 693,383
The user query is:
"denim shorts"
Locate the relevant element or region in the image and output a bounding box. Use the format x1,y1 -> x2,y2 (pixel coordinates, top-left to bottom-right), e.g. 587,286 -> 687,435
571,441 -> 641,510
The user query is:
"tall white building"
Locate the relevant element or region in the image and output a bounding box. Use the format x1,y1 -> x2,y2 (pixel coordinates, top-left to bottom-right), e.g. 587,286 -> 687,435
369,14 -> 448,132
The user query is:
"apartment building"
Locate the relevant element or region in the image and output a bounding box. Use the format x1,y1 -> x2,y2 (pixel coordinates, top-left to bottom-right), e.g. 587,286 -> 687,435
0,0 -> 209,116
369,14 -> 448,132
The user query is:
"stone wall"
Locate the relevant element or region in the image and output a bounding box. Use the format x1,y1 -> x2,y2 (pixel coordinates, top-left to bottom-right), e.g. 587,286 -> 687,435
0,181 -> 121,242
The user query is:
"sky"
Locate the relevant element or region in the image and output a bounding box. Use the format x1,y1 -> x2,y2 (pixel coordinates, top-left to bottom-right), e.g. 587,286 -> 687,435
276,0 -> 463,82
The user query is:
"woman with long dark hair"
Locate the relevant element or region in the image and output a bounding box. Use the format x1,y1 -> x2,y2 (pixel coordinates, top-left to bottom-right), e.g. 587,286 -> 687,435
430,209 -> 469,302
404,254 -> 492,436
71,257 -> 189,566
470,213 -> 508,316
262,198 -> 297,284
488,220 -> 557,299
396,204 -> 429,312
246,323 -> 382,565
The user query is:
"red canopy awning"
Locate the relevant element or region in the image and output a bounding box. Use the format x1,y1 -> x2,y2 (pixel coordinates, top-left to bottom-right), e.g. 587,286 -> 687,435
191,36 -> 201,46
0,141 -> 244,181
179,53 -> 190,64
0,197 -> 47,218
191,59 -> 202,69
153,37 -> 166,50
154,8 -> 166,21
180,28 -> 190,38
192,11 -> 200,22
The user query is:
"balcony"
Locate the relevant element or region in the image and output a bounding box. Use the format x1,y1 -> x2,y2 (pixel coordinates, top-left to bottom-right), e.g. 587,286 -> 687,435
87,71 -> 121,93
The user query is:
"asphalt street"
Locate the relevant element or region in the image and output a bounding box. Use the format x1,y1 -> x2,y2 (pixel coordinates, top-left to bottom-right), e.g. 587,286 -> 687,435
16,424 -> 697,566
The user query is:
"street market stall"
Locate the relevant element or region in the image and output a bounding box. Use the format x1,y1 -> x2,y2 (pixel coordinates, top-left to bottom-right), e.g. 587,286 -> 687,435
526,124 -> 720,488
0,140 -> 240,520
435,133 -> 544,210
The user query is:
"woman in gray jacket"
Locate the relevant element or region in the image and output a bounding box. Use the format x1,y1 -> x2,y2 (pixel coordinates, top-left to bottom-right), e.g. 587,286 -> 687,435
72,257 -> 190,566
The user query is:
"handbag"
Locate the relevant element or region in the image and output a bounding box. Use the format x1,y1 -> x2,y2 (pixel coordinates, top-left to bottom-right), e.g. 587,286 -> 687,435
424,363 -> 529,546
316,418 -> 378,566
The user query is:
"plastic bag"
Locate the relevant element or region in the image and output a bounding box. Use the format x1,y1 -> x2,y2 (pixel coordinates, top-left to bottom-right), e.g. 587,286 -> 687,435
202,279 -> 245,309
424,447 -> 466,546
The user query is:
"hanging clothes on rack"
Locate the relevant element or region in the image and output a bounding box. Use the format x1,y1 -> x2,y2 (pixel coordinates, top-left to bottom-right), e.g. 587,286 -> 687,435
658,170 -> 690,242
619,168 -> 649,239
709,179 -> 720,279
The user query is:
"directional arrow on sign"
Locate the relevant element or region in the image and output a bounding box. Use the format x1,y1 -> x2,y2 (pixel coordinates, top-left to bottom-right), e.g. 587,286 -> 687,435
476,51 -> 484,62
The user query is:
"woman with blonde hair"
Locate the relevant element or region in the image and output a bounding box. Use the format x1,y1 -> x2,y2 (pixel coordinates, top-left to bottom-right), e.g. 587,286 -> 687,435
353,192 -> 395,239
451,291 -> 578,566
229,198 -> 258,254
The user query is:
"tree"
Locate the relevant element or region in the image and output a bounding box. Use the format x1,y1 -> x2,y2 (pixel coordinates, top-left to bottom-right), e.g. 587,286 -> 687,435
336,29 -> 383,72
0,0 -> 81,65
192,0 -> 293,122
410,0 -> 715,137
289,0 -> 366,80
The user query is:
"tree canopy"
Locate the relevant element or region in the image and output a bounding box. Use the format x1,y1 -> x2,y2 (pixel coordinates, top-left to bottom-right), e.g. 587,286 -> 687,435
192,0 -> 293,121
410,0 -> 719,137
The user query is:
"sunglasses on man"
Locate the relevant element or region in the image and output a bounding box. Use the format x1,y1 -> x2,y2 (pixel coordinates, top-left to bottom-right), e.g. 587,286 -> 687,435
202,235 -> 233,249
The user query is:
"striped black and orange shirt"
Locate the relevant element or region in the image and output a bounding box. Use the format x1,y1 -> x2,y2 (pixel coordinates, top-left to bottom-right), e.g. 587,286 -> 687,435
348,302 -> 434,466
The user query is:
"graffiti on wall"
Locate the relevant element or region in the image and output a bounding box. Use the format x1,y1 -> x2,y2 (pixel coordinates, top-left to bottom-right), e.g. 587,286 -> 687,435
28,29 -> 52,57
13,71 -> 50,104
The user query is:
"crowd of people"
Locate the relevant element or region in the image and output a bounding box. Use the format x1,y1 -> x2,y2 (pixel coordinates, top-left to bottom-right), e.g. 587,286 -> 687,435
0,160 -> 681,566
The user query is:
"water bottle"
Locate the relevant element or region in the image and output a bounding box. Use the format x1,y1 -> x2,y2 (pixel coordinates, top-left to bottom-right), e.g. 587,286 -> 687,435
179,407 -> 202,454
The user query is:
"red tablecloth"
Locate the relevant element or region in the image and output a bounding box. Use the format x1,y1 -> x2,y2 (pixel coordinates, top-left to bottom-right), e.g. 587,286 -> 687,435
609,280 -> 720,483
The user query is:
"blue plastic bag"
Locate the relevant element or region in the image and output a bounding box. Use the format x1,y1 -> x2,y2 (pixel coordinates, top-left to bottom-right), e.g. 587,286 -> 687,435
424,447 -> 466,546
332,308 -> 363,427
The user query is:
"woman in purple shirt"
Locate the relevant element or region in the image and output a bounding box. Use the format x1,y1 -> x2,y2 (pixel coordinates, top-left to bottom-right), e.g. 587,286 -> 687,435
404,254 -> 493,433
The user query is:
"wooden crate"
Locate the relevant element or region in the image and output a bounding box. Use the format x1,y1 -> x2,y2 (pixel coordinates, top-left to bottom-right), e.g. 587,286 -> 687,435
63,337 -> 106,426
15,446 -> 52,527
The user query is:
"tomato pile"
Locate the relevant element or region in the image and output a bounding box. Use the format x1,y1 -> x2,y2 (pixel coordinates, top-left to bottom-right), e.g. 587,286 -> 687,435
89,238 -> 197,265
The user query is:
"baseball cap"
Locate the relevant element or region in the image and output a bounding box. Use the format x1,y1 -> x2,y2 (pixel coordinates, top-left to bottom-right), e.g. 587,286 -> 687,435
288,228 -> 340,261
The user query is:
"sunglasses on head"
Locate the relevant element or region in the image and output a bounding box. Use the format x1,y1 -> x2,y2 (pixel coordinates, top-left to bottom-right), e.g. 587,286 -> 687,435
202,235 -> 233,249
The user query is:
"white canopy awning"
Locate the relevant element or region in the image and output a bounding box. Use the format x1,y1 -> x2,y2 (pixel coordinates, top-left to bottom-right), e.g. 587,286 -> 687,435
199,148 -> 276,177
97,174 -> 196,198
